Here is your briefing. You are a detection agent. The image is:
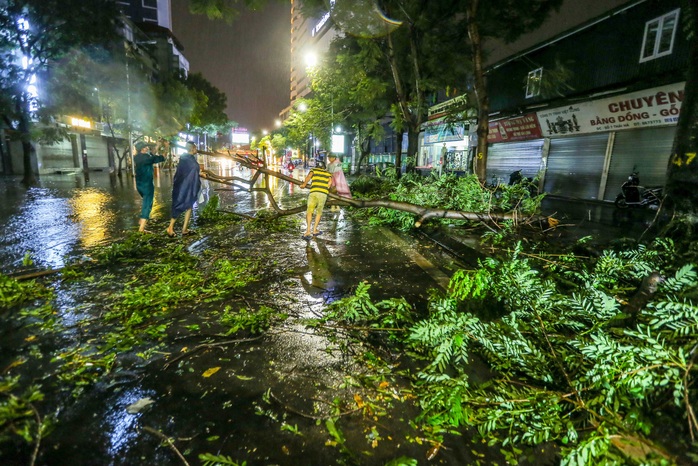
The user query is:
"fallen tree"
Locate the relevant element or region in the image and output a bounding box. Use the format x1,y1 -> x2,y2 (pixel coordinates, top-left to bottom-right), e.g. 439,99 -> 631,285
201,150 -> 557,229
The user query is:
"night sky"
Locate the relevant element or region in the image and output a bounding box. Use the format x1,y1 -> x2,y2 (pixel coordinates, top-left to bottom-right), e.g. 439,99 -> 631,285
171,0 -> 291,133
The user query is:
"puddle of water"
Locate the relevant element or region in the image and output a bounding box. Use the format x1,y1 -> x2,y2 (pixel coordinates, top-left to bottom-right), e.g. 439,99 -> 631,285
0,173 -> 175,272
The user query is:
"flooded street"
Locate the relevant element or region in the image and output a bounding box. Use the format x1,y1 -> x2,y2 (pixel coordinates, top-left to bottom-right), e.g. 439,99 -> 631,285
0,166 -> 675,466
0,172 -> 175,272
1,167 -> 484,465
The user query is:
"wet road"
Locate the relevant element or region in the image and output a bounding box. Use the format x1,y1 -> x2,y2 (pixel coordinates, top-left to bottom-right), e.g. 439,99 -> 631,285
0,171 -> 174,272
0,166 -> 471,465
0,167 -> 663,465
0,168 -> 660,274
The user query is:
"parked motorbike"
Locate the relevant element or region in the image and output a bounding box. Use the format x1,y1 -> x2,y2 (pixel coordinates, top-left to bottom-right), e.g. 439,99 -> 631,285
508,169 -> 539,196
509,169 -> 530,185
614,172 -> 662,209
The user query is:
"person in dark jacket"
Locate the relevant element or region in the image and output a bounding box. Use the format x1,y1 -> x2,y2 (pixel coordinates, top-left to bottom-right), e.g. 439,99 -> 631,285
134,140 -> 165,233
166,141 -> 202,237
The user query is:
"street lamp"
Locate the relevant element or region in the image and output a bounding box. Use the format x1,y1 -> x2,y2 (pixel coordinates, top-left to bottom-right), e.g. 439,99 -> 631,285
305,52 -> 318,69
93,87 -> 102,123
125,40 -> 157,176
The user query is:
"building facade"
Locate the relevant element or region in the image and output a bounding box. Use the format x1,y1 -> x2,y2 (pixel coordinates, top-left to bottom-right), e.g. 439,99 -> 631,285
483,0 -> 685,200
419,0 -> 686,202
116,0 -> 172,29
17,0 -> 191,176
279,0 -> 338,121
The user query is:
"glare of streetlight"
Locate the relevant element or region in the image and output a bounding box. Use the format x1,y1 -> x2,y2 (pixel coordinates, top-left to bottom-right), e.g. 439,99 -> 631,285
275,119 -> 282,127
262,129 -> 268,135
335,125 -> 342,133
305,52 -> 318,68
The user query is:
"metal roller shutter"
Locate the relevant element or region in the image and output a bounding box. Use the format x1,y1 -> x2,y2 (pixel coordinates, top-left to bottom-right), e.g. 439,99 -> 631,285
602,127 -> 675,201
486,139 -> 544,185
544,133 -> 609,199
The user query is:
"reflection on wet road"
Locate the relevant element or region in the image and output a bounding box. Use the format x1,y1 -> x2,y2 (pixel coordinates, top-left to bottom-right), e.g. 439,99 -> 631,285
0,173 -> 174,271
0,166 -> 665,465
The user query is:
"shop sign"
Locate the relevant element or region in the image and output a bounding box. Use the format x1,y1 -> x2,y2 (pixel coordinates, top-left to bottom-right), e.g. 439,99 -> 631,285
311,1 -> 335,37
423,119 -> 468,144
536,82 -> 684,136
487,113 -> 542,143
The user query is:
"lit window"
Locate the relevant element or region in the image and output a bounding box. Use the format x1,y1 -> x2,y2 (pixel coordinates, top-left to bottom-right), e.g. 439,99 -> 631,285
526,67 -> 543,98
640,9 -> 679,62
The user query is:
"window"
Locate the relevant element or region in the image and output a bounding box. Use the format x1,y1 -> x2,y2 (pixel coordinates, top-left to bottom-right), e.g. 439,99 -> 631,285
526,67 -> 543,98
640,9 -> 680,62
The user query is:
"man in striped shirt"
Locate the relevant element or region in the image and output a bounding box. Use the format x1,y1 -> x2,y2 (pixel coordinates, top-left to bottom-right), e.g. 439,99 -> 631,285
300,160 -> 335,239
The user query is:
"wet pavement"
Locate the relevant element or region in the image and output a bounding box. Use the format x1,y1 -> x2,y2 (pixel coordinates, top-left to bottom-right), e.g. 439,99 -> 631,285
0,168 -> 661,274
0,167 -> 665,465
0,167 -> 477,465
0,171 -> 174,272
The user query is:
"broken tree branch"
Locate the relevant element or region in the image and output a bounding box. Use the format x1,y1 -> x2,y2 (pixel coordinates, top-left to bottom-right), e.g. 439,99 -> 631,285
198,150 -> 555,228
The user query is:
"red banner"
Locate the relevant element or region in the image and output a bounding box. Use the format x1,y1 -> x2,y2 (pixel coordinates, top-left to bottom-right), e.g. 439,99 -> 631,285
488,113 -> 543,143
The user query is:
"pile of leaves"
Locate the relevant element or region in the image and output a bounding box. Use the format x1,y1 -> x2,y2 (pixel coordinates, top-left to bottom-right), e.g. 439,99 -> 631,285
318,237 -> 698,465
0,222 -> 289,462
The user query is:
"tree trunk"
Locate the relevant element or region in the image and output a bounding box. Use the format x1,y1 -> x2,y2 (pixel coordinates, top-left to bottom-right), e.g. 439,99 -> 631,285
0,128 -> 12,175
466,0 -> 490,182
356,135 -> 371,174
18,108 -> 37,185
395,131 -> 405,178
406,127 -> 419,173
385,31 -> 417,179
665,0 -> 698,218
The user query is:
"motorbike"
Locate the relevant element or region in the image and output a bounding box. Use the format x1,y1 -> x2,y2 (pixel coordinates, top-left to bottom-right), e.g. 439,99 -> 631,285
508,169 -> 539,196
614,171 -> 662,209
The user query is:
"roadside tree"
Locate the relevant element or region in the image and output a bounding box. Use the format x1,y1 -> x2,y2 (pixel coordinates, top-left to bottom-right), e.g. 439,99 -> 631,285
463,0 -> 563,180
187,0 -> 272,21
310,35 -> 392,173
185,72 -> 228,127
0,0 -> 122,184
321,0 -> 471,177
665,0 -> 698,220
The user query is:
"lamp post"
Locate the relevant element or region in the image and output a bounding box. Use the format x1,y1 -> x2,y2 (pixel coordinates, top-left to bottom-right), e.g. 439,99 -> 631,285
261,129 -> 268,164
126,55 -> 134,176
125,39 -> 157,176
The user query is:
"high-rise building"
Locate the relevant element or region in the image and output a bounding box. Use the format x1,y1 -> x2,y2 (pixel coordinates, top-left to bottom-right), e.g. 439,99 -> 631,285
115,0 -> 189,77
280,0 -> 337,121
116,0 -> 172,29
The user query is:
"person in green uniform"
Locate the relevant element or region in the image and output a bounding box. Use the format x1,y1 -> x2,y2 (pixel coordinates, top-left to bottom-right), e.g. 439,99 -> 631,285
299,160 -> 334,240
134,140 -> 165,233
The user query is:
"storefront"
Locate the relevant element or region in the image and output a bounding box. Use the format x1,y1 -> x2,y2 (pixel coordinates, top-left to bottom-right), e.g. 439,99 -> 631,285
486,113 -> 545,185
418,118 -> 470,171
36,117 -> 110,174
602,126 -> 675,201
537,82 -> 682,200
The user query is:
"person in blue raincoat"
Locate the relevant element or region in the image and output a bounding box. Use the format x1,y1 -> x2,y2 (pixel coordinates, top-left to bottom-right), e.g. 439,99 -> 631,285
166,141 -> 202,237
134,140 -> 165,233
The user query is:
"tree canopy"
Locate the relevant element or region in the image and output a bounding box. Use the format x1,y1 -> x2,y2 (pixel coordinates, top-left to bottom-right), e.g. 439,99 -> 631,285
0,0 -> 122,182
0,0 -> 235,177
187,0 -> 273,22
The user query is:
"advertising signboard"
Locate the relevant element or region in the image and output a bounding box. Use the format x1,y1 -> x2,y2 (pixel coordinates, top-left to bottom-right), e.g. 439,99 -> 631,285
487,113 -> 543,143
536,82 -> 684,136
